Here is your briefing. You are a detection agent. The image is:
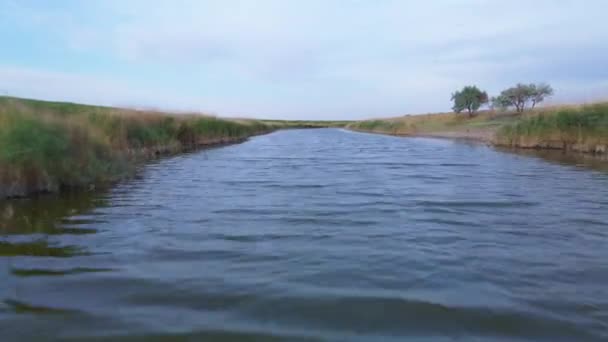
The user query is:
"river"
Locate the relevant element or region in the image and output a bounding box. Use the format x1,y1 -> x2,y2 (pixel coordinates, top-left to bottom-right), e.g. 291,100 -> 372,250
1,128 -> 608,341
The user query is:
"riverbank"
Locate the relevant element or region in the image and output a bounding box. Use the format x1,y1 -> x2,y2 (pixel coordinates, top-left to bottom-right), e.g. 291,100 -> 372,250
347,102 -> 608,154
0,97 -> 277,199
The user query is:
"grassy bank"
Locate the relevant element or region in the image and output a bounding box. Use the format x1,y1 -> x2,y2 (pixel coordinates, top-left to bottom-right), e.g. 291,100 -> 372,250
0,97 -> 276,198
348,103 -> 608,153
495,103 -> 608,153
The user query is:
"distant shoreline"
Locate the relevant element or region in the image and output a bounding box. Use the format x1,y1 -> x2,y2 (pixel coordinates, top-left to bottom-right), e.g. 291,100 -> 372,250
347,103 -> 608,155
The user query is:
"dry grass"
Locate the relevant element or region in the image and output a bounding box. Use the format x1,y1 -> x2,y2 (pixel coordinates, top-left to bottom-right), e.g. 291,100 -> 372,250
348,110 -> 518,135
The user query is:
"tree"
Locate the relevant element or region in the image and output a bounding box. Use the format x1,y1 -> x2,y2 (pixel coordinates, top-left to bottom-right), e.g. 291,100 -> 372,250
451,85 -> 489,117
490,95 -> 512,111
530,83 -> 554,109
492,83 -> 554,113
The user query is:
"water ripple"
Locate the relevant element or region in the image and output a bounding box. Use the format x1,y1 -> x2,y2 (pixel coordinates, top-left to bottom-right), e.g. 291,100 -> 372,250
2,128 -> 608,341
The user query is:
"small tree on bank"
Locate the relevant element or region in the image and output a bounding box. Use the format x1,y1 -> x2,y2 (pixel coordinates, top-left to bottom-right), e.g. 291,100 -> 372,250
491,83 -> 553,112
530,83 -> 554,109
451,86 -> 489,117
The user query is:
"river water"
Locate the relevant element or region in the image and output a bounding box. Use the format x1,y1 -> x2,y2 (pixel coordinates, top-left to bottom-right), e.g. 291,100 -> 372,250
1,128 -> 608,341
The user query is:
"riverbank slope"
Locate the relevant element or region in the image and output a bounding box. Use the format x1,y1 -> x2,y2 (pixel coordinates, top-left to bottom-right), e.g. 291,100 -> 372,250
347,103 -> 608,154
0,97 -> 277,199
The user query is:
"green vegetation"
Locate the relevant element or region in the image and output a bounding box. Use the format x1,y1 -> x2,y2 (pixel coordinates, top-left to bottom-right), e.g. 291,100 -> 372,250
348,102 -> 608,154
448,83 -> 553,115
496,103 -> 608,153
491,83 -> 554,112
352,83 -> 607,154
0,96 -> 276,198
451,86 -> 488,116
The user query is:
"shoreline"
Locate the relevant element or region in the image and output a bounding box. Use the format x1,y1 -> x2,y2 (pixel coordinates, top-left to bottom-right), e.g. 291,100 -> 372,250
347,103 -> 608,156
0,96 -> 279,200
348,127 -> 608,161
0,133 -> 269,200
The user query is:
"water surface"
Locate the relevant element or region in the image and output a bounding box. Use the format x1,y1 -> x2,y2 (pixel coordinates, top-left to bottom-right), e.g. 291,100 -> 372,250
1,129 -> 608,341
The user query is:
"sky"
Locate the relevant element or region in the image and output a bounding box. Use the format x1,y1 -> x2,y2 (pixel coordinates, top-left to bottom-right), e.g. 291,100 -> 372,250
1,0 -> 607,120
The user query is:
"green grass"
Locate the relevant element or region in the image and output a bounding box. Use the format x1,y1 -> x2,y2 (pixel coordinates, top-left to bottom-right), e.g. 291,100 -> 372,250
0,112 -> 122,188
0,96 -> 276,198
497,103 -> 608,152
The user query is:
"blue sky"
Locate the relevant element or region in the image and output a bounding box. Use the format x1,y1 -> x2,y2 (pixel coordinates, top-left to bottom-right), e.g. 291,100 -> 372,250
1,0 -> 607,119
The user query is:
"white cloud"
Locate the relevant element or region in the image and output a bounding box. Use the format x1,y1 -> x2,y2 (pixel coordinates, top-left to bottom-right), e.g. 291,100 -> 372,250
2,0 -> 608,118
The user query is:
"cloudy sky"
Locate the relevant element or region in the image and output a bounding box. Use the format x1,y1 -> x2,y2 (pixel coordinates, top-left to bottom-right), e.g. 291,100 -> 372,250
1,0 -> 607,119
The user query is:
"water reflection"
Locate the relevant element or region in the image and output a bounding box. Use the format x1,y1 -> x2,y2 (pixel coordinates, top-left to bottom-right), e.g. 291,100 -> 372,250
3,299 -> 80,315
0,191 -> 105,235
0,240 -> 85,257
0,191 -> 108,312
500,148 -> 608,173
11,267 -> 112,277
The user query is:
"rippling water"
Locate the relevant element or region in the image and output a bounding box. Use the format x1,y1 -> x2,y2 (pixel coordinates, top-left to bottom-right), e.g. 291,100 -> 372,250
2,129 -> 608,341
